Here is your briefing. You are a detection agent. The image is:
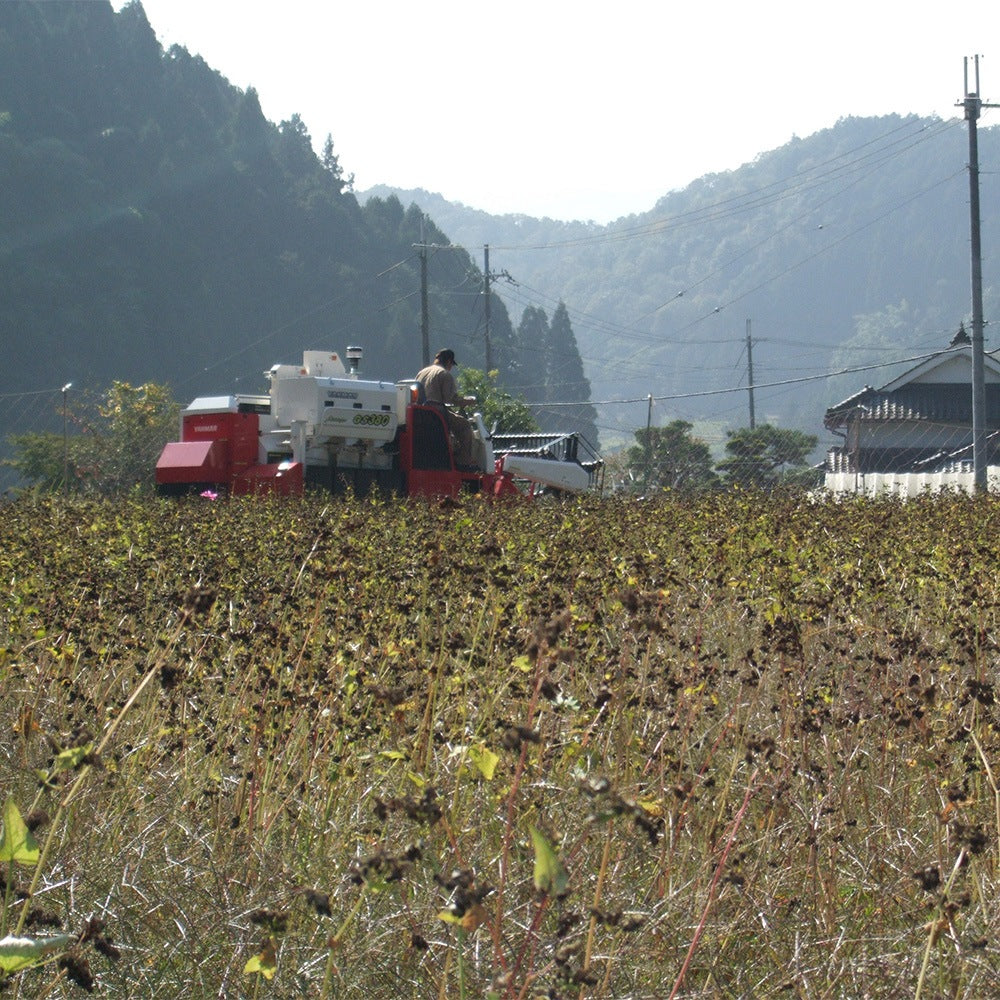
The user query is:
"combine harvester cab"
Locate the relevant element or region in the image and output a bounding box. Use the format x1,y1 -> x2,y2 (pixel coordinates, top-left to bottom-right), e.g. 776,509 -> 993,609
156,348 -> 601,500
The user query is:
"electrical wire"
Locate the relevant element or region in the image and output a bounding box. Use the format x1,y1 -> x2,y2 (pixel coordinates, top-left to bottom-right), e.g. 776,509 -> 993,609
538,349 -> 946,407
461,117 -> 962,253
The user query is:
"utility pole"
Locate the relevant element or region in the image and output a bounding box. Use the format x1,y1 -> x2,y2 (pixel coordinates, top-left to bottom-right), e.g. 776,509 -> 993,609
414,215 -> 431,366
483,245 -> 494,372
61,382 -> 72,493
746,318 -> 756,429
960,56 -> 998,492
644,393 -> 654,490
419,244 -> 430,366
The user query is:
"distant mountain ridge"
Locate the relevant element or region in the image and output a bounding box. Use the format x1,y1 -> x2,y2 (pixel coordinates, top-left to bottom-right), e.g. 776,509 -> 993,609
361,114 -> 1000,447
2,0 -> 996,460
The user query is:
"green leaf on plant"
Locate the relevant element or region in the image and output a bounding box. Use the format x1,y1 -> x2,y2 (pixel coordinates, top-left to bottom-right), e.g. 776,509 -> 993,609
0,933 -> 74,973
512,655 -> 533,673
0,798 -> 39,865
51,743 -> 94,774
529,825 -> 568,896
468,745 -> 499,780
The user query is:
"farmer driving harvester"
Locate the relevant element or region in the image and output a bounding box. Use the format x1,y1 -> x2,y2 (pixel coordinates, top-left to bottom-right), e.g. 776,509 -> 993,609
414,349 -> 480,471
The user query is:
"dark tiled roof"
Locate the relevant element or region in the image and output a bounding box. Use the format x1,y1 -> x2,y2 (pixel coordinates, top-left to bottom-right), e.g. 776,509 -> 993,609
826,446 -> 962,474
825,383 -> 1000,429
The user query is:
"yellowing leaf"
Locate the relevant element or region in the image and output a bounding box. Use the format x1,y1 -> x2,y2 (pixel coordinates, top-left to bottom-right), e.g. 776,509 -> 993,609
0,798 -> 39,865
529,825 -> 569,896
244,938 -> 277,979
437,904 -> 488,932
468,745 -> 499,781
461,902 -> 488,931
13,706 -> 38,737
512,655 -> 533,674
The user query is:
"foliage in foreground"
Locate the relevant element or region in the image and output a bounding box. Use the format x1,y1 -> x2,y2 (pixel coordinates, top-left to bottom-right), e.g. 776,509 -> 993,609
2,491 -> 1000,998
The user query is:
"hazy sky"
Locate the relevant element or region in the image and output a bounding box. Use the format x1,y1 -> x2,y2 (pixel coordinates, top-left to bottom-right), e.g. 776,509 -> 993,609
117,0 -> 999,223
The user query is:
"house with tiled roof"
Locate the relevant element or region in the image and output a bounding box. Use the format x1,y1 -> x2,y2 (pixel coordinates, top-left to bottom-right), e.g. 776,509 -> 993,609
823,327 -> 1000,495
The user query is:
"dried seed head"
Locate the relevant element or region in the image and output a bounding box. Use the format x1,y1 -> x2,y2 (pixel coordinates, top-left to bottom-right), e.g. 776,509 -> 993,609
183,587 -> 217,617
24,809 -> 49,832
912,867 -> 941,892
248,909 -> 289,934
304,889 -> 331,917
579,775 -> 611,797
58,952 -> 95,992
500,725 -> 541,751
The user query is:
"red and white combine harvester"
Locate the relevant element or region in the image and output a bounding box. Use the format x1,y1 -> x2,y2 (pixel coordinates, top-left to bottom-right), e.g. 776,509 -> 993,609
156,347 -> 602,499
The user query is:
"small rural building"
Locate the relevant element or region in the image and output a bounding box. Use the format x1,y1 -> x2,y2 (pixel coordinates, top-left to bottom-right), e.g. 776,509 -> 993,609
823,328 -> 1000,495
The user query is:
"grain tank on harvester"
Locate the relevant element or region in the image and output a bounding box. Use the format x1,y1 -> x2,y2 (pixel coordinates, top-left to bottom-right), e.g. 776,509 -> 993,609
155,347 -> 603,499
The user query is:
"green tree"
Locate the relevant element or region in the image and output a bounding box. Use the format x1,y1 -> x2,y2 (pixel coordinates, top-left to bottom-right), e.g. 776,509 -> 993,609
321,133 -> 352,191
716,424 -> 819,489
276,113 -> 316,179
515,306 -> 551,406
5,381 -> 179,494
626,419 -> 719,494
544,302 -> 599,446
91,381 -> 180,492
512,303 -> 597,444
2,431 -> 70,492
457,367 -> 539,434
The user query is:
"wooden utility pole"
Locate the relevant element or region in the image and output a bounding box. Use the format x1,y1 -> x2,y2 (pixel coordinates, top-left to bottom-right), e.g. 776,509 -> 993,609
419,244 -> 430,366
746,319 -> 756,429
62,382 -> 72,493
483,245 -> 494,372
415,215 -> 430,366
960,56 -> 997,491
644,393 -> 654,490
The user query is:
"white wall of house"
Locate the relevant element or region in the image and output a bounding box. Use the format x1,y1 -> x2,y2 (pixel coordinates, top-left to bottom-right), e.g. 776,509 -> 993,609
903,355 -> 1000,385
824,467 -> 1000,497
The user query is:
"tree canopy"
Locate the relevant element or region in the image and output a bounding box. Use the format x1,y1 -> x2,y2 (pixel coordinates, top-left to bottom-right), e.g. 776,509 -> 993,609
457,368 -> 539,435
514,303 -> 597,445
716,425 -> 819,489
4,380 -> 179,494
626,420 -> 719,494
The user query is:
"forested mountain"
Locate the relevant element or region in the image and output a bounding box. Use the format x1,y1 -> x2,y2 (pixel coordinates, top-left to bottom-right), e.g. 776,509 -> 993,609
365,114 -> 1000,448
1,0 -> 598,453
3,0 -> 997,467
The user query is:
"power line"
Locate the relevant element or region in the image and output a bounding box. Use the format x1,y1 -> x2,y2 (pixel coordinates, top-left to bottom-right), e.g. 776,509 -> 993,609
465,117 -> 962,254
493,162 -> 968,354
538,349 -> 943,408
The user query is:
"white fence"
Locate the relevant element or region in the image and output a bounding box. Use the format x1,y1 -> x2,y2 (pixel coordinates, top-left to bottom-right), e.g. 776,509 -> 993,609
824,467 -> 1000,497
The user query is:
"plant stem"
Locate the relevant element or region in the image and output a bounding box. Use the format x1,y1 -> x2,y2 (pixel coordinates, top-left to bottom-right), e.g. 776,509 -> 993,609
914,849 -> 966,1000
15,610 -> 191,935
667,767 -> 759,1000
